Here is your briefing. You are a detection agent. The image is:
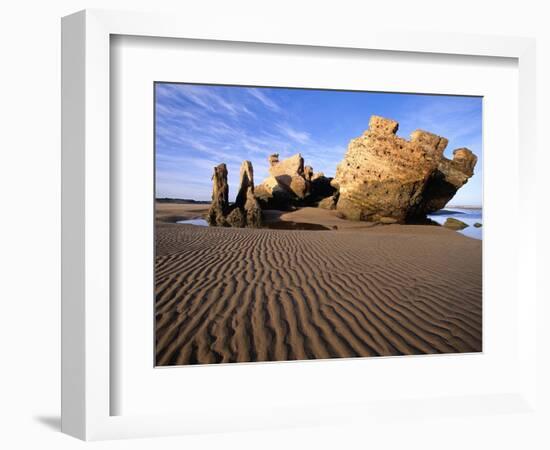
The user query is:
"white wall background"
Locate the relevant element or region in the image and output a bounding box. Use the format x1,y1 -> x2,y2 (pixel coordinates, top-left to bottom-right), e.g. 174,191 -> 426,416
0,1 -> 548,449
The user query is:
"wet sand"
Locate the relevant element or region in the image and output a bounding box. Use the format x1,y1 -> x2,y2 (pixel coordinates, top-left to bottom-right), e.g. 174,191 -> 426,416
155,202 -> 210,223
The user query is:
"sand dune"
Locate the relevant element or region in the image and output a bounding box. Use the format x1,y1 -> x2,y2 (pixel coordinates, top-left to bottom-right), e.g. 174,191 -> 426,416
155,222 -> 482,366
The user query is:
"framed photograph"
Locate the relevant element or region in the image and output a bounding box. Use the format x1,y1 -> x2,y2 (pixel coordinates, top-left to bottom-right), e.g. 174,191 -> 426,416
62,9 -> 538,440
153,82 -> 484,368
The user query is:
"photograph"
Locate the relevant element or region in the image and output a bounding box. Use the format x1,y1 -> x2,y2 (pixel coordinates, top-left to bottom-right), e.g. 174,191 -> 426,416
154,83 -> 483,366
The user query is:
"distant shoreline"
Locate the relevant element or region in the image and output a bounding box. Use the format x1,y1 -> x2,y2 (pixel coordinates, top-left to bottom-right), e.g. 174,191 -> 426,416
156,197 -> 210,205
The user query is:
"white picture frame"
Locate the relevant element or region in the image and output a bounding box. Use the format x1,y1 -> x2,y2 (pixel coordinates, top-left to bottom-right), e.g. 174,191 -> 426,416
61,9 -> 538,441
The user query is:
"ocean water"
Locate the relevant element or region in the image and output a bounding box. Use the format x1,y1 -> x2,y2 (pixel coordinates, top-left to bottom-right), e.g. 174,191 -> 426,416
427,208 -> 483,240
177,218 -> 209,226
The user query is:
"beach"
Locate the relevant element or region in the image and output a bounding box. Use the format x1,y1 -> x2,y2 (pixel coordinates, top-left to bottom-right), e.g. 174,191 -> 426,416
155,202 -> 210,223
155,202 -> 482,366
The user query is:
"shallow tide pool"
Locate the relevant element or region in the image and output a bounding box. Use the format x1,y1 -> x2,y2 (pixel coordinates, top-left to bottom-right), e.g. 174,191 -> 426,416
428,208 -> 482,240
176,218 -> 209,226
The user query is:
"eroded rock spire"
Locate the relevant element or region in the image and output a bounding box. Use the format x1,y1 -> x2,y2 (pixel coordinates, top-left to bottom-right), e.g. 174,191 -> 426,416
207,163 -> 229,226
208,161 -> 262,228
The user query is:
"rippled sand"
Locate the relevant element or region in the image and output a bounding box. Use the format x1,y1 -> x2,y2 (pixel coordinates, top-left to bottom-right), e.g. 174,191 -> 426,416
155,221 -> 482,366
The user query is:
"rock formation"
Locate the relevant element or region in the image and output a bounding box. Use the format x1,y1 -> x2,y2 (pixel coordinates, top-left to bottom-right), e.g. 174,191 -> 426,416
332,115 -> 477,223
409,148 -> 477,217
256,153 -> 336,209
234,160 -> 262,227
207,115 -> 475,226
318,194 -> 338,210
207,161 -> 262,228
256,153 -> 306,208
207,163 -> 229,226
235,160 -> 254,208
443,217 -> 469,230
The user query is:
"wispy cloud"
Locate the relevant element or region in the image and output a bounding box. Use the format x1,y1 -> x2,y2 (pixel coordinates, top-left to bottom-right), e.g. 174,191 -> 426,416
156,83 -> 255,118
247,88 -> 281,112
276,123 -> 311,145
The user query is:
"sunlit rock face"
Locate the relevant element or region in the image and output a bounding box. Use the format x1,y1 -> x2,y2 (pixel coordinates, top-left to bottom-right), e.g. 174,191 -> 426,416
268,153 -> 308,199
333,116 -> 477,223
256,153 -> 337,209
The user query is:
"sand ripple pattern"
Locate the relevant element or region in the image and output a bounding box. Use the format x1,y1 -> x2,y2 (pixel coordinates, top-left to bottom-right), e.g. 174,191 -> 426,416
155,223 -> 482,365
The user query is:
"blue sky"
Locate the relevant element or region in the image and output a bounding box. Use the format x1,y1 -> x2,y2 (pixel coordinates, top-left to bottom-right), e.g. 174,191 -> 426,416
155,83 -> 482,206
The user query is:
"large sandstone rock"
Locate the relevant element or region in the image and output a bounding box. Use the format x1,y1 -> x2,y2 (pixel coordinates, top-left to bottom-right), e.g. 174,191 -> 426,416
333,115 -> 476,222
268,153 -> 304,178
255,175 -> 294,209
269,153 -> 308,199
256,153 -> 308,208
256,153 -> 336,209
